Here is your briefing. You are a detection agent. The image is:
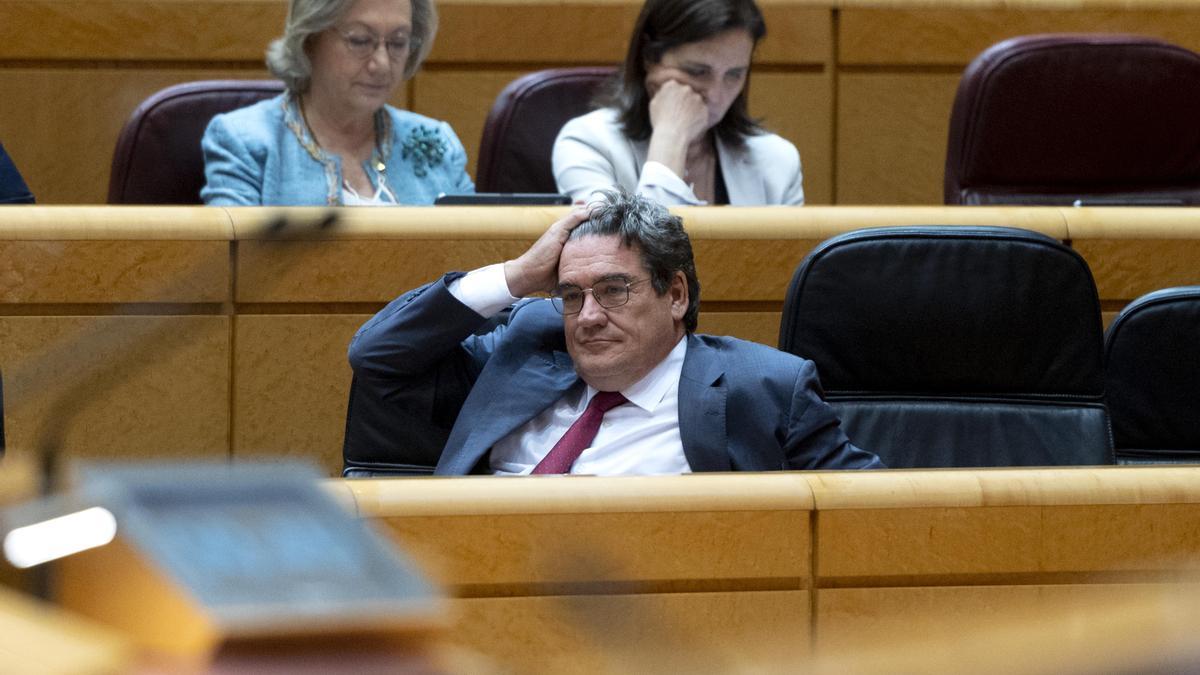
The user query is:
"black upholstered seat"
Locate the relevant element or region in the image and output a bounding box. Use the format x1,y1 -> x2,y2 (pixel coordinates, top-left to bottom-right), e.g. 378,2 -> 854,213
341,376 -> 443,477
779,226 -> 1113,468
944,34 -> 1200,205
108,80 -> 285,204
475,67 -> 615,193
1104,287 -> 1200,464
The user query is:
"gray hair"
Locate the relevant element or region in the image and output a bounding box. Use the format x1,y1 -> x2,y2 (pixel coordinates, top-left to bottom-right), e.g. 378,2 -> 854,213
570,190 -> 701,332
265,0 -> 438,94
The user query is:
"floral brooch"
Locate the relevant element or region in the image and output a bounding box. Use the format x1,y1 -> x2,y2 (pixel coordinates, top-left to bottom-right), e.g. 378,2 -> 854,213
401,126 -> 447,177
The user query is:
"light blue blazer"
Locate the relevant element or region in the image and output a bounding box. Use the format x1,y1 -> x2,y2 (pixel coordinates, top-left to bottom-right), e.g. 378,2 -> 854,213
348,274 -> 884,475
201,93 -> 474,206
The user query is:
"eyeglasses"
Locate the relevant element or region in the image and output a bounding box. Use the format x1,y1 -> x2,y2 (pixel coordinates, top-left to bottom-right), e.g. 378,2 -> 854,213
336,28 -> 413,62
550,278 -> 650,315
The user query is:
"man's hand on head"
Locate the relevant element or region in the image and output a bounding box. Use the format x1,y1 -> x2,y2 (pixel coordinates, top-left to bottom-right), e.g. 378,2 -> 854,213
504,205 -> 591,298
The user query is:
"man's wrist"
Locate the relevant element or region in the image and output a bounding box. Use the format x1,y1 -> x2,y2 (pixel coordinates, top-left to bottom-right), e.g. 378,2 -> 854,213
451,263 -> 519,317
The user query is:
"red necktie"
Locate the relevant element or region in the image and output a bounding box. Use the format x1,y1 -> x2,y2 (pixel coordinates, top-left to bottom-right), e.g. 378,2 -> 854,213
531,390 -> 628,474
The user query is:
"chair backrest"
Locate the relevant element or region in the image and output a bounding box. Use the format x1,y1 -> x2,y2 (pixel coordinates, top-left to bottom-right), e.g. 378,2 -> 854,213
342,311 -> 512,478
108,79 -> 285,204
475,67 -> 616,193
944,34 -> 1200,205
1104,287 -> 1200,463
779,226 -> 1112,468
341,375 -> 442,477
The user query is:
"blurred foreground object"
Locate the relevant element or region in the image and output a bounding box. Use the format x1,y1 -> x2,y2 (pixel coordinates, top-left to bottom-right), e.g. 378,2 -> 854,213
0,584 -> 131,674
3,462 -> 447,672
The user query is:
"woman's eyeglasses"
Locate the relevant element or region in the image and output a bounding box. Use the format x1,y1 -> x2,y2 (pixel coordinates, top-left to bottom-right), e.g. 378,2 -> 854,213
337,29 -> 412,62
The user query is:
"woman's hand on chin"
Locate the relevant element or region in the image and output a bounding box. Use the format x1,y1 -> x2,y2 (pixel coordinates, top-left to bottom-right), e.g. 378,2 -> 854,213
645,78 -> 708,176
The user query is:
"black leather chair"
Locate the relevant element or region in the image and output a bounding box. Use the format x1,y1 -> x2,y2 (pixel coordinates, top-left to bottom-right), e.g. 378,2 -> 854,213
341,376 -> 444,477
108,80 -> 285,204
1104,287 -> 1200,464
945,34 -> 1200,205
779,226 -> 1113,468
475,67 -> 615,193
342,313 -> 510,477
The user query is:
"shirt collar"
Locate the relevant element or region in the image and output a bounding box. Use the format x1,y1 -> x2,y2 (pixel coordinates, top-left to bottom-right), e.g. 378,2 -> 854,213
586,336 -> 687,413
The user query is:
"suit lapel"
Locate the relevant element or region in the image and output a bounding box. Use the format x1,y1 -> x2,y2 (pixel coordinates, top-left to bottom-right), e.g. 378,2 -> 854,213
678,335 -> 731,472
449,349 -> 578,473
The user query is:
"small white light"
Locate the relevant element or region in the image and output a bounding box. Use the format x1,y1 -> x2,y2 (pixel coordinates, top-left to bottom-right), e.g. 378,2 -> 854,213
3,507 -> 118,569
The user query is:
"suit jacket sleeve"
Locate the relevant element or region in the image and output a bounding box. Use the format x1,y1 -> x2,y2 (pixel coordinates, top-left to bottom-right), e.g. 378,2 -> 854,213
345,274 -> 503,469
784,360 -> 885,470
200,113 -> 265,206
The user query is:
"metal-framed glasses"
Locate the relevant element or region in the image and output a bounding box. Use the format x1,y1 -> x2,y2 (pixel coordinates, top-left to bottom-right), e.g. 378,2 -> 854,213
550,278 -> 650,315
337,28 -> 413,62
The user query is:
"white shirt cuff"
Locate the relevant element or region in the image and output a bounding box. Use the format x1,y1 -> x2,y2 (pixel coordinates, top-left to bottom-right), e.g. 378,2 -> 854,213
448,263 -> 519,318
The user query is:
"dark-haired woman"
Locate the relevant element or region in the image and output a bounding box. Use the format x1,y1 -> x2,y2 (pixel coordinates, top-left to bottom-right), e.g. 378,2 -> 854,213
552,0 -> 802,206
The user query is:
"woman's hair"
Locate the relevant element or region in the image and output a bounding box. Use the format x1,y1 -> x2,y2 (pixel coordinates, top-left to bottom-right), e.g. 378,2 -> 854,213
597,0 -> 767,146
266,0 -> 438,94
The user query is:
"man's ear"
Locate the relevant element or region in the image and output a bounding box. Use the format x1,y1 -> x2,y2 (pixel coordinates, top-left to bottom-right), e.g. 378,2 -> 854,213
668,271 -> 688,321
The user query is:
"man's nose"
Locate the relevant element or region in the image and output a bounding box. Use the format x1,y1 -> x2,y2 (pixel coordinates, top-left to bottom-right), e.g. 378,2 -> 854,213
575,292 -> 607,326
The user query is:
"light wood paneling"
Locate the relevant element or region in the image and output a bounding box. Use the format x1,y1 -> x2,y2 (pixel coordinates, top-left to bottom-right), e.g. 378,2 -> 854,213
0,240 -> 228,304
816,504 -> 1200,583
836,73 -> 961,205
432,4 -> 638,63
0,315 -> 230,463
810,467 -> 1200,583
692,238 -> 819,300
0,1 -> 282,60
232,314 -> 366,475
346,473 -> 815,588
751,72 -> 834,204
757,7 -> 833,64
382,509 -> 810,589
1064,208 -> 1200,303
839,9 -> 1200,65
1072,239 -> 1200,303
815,583 -> 1200,661
235,239 -> 531,302
696,310 -> 782,346
451,591 -> 810,674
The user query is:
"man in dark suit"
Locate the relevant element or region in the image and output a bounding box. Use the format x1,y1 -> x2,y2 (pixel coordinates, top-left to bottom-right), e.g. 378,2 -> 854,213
348,191 -> 882,475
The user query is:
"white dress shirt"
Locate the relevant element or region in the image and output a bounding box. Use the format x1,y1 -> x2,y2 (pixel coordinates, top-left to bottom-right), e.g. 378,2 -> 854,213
449,264 -> 692,475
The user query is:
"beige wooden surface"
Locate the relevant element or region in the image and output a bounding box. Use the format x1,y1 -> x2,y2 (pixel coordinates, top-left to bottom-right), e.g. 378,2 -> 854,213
450,591 -> 811,674
334,468 -> 1200,670
0,586 -> 132,674
0,205 -> 1195,472
6,0 -> 1199,205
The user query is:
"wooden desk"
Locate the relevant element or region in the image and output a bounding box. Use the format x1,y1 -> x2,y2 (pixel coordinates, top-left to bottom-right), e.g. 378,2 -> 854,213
333,467 -> 1200,673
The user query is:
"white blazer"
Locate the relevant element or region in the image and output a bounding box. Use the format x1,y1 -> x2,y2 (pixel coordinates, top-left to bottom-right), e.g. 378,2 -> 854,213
552,107 -> 804,206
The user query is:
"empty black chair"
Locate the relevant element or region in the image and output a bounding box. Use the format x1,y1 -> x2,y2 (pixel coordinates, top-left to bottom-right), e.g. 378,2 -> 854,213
108,80 -> 285,204
945,34 -> 1200,205
780,226 -> 1112,468
1104,287 -> 1200,464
